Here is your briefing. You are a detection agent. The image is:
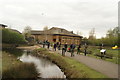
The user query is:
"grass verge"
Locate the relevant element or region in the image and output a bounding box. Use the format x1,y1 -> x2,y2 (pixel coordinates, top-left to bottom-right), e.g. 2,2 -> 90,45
73,45 -> 118,64
32,48 -> 107,78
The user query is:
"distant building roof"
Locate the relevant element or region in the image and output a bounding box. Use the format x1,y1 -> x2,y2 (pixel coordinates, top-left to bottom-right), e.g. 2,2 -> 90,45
31,27 -> 83,38
0,24 -> 7,27
48,27 -> 82,37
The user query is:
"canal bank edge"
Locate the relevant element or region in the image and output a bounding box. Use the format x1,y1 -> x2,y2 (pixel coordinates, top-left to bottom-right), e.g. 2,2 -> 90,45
32,48 -> 107,78
2,51 -> 39,79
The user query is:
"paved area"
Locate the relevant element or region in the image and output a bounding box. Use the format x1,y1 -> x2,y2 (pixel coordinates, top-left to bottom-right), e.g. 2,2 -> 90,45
47,46 -> 118,78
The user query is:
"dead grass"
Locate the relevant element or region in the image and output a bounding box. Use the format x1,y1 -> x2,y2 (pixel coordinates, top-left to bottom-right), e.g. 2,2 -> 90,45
2,51 -> 39,79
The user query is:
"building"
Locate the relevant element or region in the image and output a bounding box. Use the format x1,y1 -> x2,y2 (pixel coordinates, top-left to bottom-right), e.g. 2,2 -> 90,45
31,27 -> 83,45
0,24 -> 7,28
0,24 -> 21,34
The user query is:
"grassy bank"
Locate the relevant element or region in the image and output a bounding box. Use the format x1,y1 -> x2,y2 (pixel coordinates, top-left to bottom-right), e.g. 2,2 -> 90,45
59,45 -> 118,64
2,51 -> 39,79
32,48 -> 107,78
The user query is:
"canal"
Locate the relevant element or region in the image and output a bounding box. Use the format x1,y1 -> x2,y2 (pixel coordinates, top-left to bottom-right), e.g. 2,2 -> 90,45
3,48 -> 66,78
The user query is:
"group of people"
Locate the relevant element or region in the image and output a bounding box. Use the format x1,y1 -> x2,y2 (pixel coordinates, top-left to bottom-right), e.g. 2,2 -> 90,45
52,42 -> 78,57
42,40 -> 50,49
52,42 -> 77,57
42,40 -> 89,57
53,42 -> 61,51
62,43 -> 76,57
42,40 -> 107,59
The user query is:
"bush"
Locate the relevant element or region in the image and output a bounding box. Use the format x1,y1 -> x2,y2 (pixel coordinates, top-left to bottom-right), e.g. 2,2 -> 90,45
2,63 -> 39,79
2,29 -> 26,44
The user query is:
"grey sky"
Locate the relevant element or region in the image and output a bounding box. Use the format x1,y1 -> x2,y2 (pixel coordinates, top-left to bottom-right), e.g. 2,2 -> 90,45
0,0 -> 119,38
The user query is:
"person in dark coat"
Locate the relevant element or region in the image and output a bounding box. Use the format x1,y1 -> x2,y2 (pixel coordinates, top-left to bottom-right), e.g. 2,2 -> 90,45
58,42 -> 61,50
62,43 -> 68,56
43,40 -> 46,48
47,41 -> 50,49
62,46 -> 65,56
77,44 -> 81,54
56,42 -> 59,48
53,42 -> 57,51
84,43 -> 88,56
64,43 -> 68,52
70,44 -> 76,57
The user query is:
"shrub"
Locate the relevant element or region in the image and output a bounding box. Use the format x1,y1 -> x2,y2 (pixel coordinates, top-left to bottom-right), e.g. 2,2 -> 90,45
2,29 -> 26,44
2,63 -> 39,79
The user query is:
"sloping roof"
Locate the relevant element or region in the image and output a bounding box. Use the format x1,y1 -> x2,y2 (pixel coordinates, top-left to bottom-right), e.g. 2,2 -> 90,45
0,24 -> 7,27
48,27 -> 82,37
31,27 -> 83,38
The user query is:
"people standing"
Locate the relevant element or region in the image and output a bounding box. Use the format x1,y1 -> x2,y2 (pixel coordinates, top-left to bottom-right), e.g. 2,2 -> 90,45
62,46 -> 65,56
61,43 -> 68,56
100,49 -> 106,59
43,40 -> 46,48
53,42 -> 57,51
58,42 -> 61,50
70,43 -> 76,57
56,42 -> 59,49
77,44 -> 81,54
99,43 -> 106,59
84,43 -> 88,56
99,43 -> 104,50
64,43 -> 68,52
47,40 -> 50,49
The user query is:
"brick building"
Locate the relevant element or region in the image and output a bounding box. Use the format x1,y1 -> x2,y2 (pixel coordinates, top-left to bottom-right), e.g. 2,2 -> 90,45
31,27 -> 82,45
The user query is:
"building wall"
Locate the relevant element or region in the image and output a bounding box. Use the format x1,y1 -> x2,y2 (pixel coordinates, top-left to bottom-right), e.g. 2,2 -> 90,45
32,34 -> 81,45
61,36 -> 81,45
53,35 -> 81,45
0,26 -> 5,29
33,34 -> 53,42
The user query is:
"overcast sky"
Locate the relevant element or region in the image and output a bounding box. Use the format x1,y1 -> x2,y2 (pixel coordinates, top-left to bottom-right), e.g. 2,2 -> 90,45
0,0 -> 119,38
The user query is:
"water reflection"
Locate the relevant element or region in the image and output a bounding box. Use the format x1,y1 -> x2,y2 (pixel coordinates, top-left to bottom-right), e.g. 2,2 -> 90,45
3,48 -> 66,78
2,48 -> 24,57
19,52 -> 66,78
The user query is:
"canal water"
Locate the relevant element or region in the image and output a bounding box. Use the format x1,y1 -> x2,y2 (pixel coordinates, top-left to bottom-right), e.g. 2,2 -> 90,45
3,48 -> 66,78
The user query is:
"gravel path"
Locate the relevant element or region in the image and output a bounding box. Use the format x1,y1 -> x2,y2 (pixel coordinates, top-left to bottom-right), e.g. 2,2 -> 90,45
17,45 -> 40,50
48,47 -> 118,78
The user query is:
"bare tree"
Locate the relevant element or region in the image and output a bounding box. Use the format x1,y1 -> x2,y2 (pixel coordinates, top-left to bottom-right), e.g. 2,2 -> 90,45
88,28 -> 96,39
43,26 -> 48,31
77,31 -> 82,36
23,26 -> 32,38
